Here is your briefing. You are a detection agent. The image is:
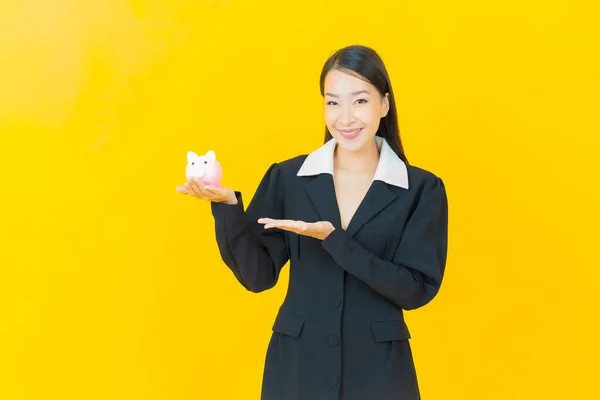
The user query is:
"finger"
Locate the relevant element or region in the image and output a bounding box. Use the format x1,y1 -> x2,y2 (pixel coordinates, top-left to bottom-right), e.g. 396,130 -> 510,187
184,182 -> 198,197
203,185 -> 221,193
203,185 -> 228,199
176,186 -> 188,194
264,220 -> 304,231
186,181 -> 198,196
262,220 -> 280,229
188,180 -> 206,197
264,223 -> 282,229
195,182 -> 221,200
265,223 -> 298,232
259,218 -> 286,229
260,218 -> 290,227
273,219 -> 299,226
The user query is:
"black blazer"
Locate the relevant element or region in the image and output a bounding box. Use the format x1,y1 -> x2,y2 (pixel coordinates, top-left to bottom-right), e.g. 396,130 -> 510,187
210,154 -> 448,400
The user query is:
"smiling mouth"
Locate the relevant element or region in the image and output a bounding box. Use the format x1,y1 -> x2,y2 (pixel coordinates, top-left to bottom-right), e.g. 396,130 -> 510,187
339,128 -> 363,139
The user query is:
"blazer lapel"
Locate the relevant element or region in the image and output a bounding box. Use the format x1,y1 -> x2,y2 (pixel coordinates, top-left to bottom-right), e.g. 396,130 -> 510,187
303,174 -> 342,229
304,176 -> 398,237
346,181 -> 397,237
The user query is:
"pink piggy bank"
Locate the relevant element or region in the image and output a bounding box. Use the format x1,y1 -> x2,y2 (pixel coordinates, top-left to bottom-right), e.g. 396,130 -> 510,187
186,150 -> 223,187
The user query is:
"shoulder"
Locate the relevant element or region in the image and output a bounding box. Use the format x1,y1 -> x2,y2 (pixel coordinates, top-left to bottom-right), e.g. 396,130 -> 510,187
264,154 -> 309,178
277,154 -> 309,170
406,164 -> 442,184
251,155 -> 309,194
405,164 -> 446,196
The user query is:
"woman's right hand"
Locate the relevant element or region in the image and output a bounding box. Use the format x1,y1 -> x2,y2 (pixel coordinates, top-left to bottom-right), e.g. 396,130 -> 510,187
176,179 -> 238,205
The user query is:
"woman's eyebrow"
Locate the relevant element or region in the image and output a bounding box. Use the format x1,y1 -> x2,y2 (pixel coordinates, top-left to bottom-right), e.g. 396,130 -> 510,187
325,90 -> 369,98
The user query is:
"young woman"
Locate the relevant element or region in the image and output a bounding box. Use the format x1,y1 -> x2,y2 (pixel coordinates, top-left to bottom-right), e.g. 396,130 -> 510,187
177,45 -> 448,400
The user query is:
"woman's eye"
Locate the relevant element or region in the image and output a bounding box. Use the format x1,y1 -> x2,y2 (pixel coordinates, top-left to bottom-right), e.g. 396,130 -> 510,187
326,99 -> 367,106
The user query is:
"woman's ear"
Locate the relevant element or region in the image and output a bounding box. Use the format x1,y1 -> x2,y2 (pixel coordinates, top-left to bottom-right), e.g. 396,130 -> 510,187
382,93 -> 390,118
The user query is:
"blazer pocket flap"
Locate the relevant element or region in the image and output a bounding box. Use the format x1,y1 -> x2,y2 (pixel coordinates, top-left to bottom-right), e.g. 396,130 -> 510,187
371,319 -> 411,342
272,312 -> 305,338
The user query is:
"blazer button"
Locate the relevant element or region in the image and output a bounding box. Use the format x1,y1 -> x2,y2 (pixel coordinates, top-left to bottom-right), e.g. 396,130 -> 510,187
327,375 -> 339,387
328,335 -> 340,347
333,297 -> 342,308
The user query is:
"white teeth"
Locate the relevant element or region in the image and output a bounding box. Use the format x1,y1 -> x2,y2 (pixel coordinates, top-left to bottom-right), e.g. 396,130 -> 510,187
341,128 -> 361,135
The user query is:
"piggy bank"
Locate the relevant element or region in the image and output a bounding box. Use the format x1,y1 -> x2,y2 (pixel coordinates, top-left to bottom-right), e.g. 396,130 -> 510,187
186,150 -> 223,186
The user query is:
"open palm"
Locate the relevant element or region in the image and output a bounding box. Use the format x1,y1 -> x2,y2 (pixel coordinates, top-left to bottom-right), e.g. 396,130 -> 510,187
176,179 -> 237,205
258,218 -> 335,240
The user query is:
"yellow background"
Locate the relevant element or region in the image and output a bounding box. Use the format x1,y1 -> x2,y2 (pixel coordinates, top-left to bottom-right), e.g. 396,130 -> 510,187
1,0 -> 599,399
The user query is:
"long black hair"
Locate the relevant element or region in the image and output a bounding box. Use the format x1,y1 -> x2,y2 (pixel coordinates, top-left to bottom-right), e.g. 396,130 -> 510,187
319,45 -> 409,165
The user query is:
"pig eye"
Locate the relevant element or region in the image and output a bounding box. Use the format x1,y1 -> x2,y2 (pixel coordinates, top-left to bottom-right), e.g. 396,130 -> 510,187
204,161 -> 207,164
191,162 -> 194,165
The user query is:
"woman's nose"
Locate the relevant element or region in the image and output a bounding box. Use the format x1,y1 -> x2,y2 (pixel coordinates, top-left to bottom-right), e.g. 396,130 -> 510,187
339,105 -> 355,125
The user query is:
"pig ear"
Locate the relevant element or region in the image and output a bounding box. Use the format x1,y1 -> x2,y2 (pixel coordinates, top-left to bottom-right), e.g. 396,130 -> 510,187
205,150 -> 216,161
187,151 -> 197,162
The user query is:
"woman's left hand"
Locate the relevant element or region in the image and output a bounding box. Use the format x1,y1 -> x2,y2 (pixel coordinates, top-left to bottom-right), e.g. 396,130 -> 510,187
258,218 -> 335,240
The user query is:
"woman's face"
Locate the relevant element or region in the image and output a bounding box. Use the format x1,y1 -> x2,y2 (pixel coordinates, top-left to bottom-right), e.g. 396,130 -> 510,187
323,69 -> 389,153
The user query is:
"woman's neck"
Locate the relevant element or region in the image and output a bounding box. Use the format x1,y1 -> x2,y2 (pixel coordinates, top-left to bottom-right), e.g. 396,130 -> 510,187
333,138 -> 380,175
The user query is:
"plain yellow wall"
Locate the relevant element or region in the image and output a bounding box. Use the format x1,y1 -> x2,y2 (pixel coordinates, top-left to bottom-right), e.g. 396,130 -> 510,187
1,0 -> 599,399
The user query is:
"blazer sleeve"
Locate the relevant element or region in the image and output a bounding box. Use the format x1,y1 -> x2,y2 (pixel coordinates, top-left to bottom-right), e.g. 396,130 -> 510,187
321,175 -> 448,310
210,163 -> 289,293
